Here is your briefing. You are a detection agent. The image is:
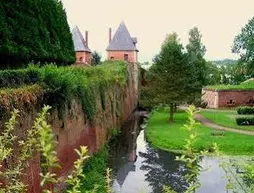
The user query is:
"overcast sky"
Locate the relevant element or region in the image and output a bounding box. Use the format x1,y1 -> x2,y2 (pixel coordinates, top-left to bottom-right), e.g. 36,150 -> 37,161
62,0 -> 254,63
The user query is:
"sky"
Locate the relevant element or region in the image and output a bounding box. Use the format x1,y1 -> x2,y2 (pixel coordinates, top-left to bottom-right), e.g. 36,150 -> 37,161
62,0 -> 254,63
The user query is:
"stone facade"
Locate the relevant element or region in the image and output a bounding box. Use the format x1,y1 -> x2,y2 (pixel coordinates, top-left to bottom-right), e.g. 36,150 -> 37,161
202,88 -> 254,108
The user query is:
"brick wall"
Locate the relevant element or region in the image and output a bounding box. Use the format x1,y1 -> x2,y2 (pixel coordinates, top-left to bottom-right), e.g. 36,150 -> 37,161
107,51 -> 137,63
202,89 -> 218,108
202,88 -> 254,108
0,63 -> 139,192
75,51 -> 91,65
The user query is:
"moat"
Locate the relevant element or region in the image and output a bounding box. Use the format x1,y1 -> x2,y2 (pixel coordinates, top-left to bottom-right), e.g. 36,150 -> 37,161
108,111 -> 250,193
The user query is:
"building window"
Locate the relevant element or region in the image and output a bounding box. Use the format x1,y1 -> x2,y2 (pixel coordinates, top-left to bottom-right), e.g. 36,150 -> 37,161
227,99 -> 235,105
247,99 -> 254,104
110,57 -> 114,60
124,54 -> 129,61
79,57 -> 83,62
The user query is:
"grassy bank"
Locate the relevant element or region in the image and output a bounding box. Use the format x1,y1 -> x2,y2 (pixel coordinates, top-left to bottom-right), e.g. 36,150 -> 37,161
200,109 -> 254,131
0,61 -> 128,120
146,109 -> 254,155
79,146 -> 109,193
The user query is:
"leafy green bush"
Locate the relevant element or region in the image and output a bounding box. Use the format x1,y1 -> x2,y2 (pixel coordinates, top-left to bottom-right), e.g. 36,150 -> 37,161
236,106 -> 254,115
236,116 -> 254,125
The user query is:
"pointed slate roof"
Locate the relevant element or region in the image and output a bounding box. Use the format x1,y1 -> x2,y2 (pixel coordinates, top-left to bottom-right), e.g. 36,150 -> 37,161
106,22 -> 138,51
72,26 -> 91,53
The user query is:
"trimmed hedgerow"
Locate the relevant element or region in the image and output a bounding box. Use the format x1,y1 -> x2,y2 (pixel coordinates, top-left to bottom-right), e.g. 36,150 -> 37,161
236,106 -> 254,115
236,116 -> 254,126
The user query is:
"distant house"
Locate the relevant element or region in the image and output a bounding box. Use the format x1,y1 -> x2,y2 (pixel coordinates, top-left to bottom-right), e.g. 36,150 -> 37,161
106,22 -> 138,63
202,80 -> 254,108
72,26 -> 91,65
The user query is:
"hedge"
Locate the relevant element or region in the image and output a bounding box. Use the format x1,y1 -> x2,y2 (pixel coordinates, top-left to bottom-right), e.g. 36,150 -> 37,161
236,106 -> 254,115
0,0 -> 75,67
236,116 -> 254,126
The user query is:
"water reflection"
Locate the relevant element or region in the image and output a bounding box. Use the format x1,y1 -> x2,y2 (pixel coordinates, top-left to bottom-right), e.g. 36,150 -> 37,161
108,111 -> 248,193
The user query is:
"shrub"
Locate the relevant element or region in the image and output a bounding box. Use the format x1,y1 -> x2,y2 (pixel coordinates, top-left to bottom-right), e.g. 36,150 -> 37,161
236,116 -> 254,125
236,106 -> 254,115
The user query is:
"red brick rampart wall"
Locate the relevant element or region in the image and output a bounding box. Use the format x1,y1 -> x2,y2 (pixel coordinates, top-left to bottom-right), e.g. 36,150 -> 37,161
202,89 -> 218,108
202,88 -> 254,108
0,63 -> 139,193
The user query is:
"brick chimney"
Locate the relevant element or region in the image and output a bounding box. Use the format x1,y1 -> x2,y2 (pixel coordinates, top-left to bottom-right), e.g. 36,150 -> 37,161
85,31 -> 88,47
109,28 -> 112,43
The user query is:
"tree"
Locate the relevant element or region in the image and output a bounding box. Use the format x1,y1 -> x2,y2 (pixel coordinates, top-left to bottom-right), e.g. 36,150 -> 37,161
232,16 -> 254,77
186,27 -> 208,103
91,51 -> 101,65
143,33 -> 194,122
0,0 -> 75,68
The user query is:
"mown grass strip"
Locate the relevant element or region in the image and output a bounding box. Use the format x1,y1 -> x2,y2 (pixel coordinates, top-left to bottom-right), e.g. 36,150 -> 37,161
146,109 -> 254,155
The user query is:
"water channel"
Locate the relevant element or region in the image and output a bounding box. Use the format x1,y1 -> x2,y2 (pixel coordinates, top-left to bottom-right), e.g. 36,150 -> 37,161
108,111 -> 252,193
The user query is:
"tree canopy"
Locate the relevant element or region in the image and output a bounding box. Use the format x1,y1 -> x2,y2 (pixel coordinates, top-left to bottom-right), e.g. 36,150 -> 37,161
186,27 -> 208,103
142,33 -> 195,121
0,0 -> 75,68
233,16 -> 254,76
91,51 -> 102,65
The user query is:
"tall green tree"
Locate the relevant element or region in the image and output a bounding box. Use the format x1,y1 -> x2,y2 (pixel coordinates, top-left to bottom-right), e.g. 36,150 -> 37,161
0,0 -> 75,68
232,16 -> 254,76
143,33 -> 194,122
186,27 -> 208,103
91,51 -> 101,65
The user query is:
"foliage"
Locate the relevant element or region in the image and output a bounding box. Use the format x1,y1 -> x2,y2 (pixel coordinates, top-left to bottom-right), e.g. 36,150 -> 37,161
205,61 -> 221,85
0,84 -> 45,119
0,0 -> 75,67
80,146 -> 109,193
162,106 -> 219,193
0,61 -> 128,120
0,109 -> 27,193
232,16 -> 254,77
235,116 -> 254,126
36,106 -> 60,192
205,78 -> 254,91
146,109 -> 254,155
186,27 -> 208,104
0,107 -> 108,193
211,59 -> 237,66
91,51 -> 102,66
236,106 -> 254,115
142,33 -> 194,121
200,109 -> 254,131
66,146 -> 90,193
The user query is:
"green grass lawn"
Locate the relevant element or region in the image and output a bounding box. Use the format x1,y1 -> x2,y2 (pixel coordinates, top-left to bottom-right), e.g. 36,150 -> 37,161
200,109 -> 254,131
146,110 -> 254,155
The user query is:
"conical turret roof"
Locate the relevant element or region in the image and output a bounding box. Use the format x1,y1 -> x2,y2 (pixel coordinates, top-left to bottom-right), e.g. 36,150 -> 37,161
106,22 -> 138,51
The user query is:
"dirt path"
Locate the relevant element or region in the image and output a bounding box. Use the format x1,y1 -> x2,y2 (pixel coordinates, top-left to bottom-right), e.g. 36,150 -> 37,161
194,114 -> 254,136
